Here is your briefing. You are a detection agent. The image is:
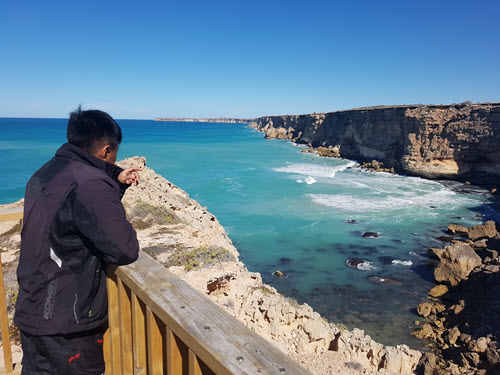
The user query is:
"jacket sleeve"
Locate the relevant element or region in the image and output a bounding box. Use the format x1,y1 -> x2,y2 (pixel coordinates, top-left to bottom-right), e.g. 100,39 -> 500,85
72,176 -> 139,265
105,163 -> 130,198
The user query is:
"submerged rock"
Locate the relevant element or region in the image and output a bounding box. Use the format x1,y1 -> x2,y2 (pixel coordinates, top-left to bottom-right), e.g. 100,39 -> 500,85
435,235 -> 454,243
367,275 -> 402,286
346,258 -> 374,270
379,255 -> 396,265
362,232 -> 380,238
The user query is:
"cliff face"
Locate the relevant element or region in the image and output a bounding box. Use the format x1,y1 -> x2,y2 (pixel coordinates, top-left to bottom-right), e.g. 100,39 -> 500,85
252,103 -> 500,185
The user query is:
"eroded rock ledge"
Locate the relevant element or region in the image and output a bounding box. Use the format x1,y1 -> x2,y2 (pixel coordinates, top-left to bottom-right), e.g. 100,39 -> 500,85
251,102 -> 500,186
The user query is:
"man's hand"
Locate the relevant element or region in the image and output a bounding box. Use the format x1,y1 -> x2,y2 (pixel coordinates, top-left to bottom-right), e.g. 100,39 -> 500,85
118,168 -> 142,186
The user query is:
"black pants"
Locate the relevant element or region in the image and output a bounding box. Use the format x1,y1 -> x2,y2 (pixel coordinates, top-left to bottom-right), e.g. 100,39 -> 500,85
20,327 -> 105,375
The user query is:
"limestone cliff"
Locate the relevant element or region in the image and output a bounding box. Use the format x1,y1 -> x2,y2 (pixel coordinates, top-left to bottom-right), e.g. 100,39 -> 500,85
252,103 -> 500,185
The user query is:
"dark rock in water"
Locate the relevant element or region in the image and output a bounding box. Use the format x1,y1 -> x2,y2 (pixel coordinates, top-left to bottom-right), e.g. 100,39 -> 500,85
379,256 -> 396,265
436,235 -> 454,242
362,232 -> 380,238
346,258 -> 366,268
367,275 -> 402,286
346,258 -> 371,270
315,248 -> 327,253
279,257 -> 291,265
344,219 -> 357,224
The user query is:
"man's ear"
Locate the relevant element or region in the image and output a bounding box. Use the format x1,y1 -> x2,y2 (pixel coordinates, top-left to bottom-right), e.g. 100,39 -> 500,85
102,145 -> 112,160
94,144 -> 112,161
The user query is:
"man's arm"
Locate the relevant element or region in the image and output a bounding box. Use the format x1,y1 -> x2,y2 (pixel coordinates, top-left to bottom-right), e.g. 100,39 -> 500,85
72,176 -> 139,265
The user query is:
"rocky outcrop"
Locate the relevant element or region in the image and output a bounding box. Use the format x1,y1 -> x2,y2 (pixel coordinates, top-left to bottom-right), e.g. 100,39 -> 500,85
251,102 -> 500,185
433,243 -> 483,286
412,222 -> 500,375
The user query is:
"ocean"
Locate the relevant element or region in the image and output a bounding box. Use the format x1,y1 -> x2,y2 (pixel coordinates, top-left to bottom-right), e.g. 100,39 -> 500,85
1,118 -> 496,349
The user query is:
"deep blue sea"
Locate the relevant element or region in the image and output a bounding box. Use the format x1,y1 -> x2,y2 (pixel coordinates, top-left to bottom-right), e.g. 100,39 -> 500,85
1,118 -> 497,349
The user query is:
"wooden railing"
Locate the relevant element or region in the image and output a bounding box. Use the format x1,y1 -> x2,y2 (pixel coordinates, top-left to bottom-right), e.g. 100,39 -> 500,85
0,207 -> 23,374
1,208 -> 311,375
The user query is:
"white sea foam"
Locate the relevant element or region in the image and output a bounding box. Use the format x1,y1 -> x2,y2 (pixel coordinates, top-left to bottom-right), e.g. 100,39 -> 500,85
309,194 -> 409,212
308,180 -> 476,212
392,260 -> 413,266
273,161 -> 357,179
357,261 -> 376,271
304,176 -> 316,184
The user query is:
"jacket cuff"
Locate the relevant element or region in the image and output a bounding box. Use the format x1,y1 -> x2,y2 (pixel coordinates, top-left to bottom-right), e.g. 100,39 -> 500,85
108,165 -> 131,198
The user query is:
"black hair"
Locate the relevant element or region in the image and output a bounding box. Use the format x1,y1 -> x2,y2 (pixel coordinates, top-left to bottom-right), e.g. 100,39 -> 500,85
67,106 -> 122,153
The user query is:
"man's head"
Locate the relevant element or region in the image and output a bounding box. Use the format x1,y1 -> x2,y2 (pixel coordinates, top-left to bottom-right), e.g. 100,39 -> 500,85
67,106 -> 122,164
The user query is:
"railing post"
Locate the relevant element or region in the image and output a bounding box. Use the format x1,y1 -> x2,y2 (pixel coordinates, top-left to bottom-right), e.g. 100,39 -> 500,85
0,252 -> 13,373
106,272 -> 122,375
131,292 -> 147,374
118,279 -> 133,374
146,307 -> 164,375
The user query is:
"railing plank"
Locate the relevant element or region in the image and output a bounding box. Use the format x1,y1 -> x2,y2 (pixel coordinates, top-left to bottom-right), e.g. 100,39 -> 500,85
106,273 -> 122,375
0,253 -> 13,373
188,349 -> 202,375
132,292 -> 147,375
167,327 -> 189,375
119,279 -> 134,374
0,209 -> 23,223
146,307 -> 164,375
115,252 -> 312,375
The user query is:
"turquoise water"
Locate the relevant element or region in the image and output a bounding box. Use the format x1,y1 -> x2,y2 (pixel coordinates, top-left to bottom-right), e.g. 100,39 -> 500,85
1,118 -> 496,349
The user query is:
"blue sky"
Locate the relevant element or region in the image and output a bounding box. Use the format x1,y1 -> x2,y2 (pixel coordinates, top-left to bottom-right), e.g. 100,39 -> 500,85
1,0 -> 499,119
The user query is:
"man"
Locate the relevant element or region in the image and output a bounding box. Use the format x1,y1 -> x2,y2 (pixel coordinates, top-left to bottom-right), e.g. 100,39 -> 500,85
14,107 -> 141,374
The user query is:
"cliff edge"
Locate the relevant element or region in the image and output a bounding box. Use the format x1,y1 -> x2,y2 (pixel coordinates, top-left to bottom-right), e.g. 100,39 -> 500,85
252,102 -> 500,186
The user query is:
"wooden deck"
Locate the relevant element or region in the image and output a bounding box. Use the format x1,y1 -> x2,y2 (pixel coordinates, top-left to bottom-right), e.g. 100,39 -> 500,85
0,208 -> 312,375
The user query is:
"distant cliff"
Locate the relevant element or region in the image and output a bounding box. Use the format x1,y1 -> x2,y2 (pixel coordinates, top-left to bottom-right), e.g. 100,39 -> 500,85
252,103 -> 500,185
155,117 -> 255,124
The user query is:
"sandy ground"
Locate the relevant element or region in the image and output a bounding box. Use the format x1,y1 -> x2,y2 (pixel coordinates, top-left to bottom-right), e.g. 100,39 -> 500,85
291,352 -> 400,375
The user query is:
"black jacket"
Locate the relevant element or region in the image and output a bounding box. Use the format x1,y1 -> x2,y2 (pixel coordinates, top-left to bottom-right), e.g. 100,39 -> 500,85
14,143 -> 139,335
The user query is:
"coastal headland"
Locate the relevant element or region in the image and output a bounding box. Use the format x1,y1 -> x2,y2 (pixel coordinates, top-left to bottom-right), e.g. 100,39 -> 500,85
251,102 -> 500,187
155,117 -> 255,124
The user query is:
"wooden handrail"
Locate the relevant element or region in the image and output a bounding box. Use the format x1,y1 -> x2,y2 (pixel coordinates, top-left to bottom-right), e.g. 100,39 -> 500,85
105,252 -> 312,374
0,208 -> 311,375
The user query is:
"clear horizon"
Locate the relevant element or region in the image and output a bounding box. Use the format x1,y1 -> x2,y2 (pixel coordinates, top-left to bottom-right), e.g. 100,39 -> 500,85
2,0 -> 499,119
